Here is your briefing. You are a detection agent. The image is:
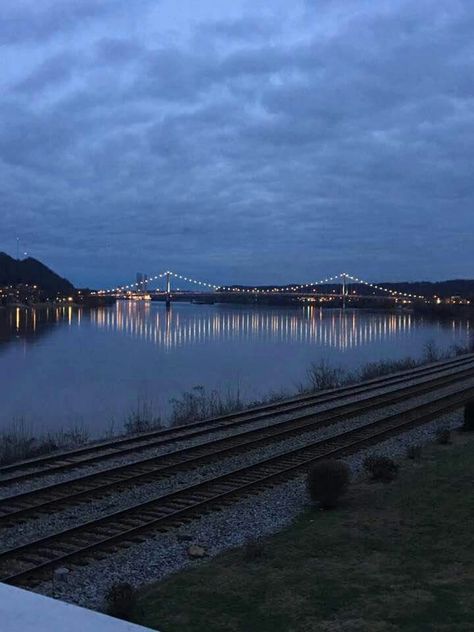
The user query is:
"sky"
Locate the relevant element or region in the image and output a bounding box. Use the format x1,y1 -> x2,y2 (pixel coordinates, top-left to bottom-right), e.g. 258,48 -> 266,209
0,0 -> 473,289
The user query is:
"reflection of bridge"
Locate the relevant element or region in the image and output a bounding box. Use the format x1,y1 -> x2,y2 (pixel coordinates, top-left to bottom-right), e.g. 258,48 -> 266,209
96,271 -> 431,307
3,302 -> 468,352
90,301 -> 418,351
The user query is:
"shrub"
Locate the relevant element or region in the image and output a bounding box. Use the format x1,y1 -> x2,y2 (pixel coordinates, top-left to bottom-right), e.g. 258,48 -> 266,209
423,340 -> 440,363
304,360 -> 348,392
357,358 -> 417,382
169,385 -> 244,425
406,445 -> 422,460
436,427 -> 451,445
307,460 -> 350,509
124,398 -> 161,435
105,582 -> 137,621
243,539 -> 264,562
363,456 -> 399,483
463,401 -> 474,432
0,420 -> 89,467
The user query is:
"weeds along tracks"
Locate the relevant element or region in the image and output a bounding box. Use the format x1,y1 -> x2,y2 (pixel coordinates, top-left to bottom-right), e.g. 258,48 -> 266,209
0,364 -> 474,524
1,384 -> 473,589
1,353 -> 473,486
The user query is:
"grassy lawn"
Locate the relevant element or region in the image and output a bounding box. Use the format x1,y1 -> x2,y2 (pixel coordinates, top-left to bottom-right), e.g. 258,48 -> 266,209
134,433 -> 474,632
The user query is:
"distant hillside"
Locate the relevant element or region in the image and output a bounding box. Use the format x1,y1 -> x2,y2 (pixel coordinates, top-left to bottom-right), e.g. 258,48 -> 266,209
224,279 -> 474,299
0,252 -> 74,296
367,279 -> 474,299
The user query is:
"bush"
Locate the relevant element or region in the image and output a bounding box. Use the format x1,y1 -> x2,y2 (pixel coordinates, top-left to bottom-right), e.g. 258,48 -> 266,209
436,427 -> 451,445
124,398 -> 161,435
0,420 -> 89,467
463,401 -> 474,432
106,582 -> 137,621
307,460 -> 350,509
406,445 -> 422,460
169,385 -> 244,425
304,360 -> 348,392
363,456 -> 399,483
423,340 -> 440,363
357,358 -> 417,382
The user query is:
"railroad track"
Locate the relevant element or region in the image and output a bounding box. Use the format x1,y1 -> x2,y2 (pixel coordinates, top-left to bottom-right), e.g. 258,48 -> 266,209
0,365 -> 474,525
1,353 -> 473,486
1,383 -> 472,588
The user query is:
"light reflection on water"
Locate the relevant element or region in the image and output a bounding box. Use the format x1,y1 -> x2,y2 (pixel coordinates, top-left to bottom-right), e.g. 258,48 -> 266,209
89,303 -> 420,350
0,301 -> 471,434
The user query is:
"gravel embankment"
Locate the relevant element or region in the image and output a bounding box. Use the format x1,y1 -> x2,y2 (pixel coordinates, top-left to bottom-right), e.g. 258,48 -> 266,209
1,377 -> 472,550
2,364 -> 471,497
34,407 -> 464,611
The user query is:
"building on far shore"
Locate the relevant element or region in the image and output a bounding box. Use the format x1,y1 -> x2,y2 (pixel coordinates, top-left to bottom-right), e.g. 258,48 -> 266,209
0,283 -> 44,306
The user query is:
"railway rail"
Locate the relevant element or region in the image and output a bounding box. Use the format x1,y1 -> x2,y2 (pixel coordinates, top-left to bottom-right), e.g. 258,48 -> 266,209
1,353 -> 473,486
0,364 -> 473,524
1,383 -> 472,588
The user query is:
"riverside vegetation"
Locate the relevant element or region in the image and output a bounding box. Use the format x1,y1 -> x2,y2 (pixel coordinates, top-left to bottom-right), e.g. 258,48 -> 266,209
1,340 -> 472,467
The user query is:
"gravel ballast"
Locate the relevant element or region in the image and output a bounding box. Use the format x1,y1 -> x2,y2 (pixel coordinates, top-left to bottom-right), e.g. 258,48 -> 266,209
0,378 -> 472,549
33,407 -> 464,612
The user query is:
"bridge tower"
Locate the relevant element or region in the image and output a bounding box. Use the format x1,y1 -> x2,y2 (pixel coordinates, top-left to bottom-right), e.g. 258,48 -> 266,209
165,271 -> 171,309
341,273 -> 347,309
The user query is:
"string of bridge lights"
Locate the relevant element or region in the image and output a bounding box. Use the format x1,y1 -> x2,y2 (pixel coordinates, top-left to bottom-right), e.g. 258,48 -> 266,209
219,274 -> 342,294
97,271 -> 221,294
343,274 -> 426,300
96,271 -> 427,301
97,273 -> 166,294
169,272 -> 221,290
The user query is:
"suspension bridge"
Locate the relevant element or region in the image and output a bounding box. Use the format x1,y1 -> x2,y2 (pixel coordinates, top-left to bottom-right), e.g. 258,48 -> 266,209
94,271 -> 431,306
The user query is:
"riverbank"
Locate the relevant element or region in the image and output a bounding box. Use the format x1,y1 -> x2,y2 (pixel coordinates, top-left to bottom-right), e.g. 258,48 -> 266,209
133,429 -> 474,632
1,344 -> 473,467
1,344 -> 472,467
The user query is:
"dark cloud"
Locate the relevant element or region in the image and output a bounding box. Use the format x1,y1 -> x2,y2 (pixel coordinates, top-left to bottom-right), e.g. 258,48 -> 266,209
199,17 -> 278,42
0,0 -> 149,45
0,0 -> 473,288
94,38 -> 145,65
0,0 -> 123,45
14,53 -> 78,93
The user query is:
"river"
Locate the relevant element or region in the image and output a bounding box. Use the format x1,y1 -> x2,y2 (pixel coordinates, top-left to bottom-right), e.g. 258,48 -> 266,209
0,301 -> 471,435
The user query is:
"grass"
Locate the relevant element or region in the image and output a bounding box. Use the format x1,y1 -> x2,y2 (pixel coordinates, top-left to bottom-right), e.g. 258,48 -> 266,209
134,433 -> 474,632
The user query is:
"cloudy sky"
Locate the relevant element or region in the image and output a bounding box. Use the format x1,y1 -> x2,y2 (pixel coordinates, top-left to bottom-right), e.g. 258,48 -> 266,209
1,0 -> 473,288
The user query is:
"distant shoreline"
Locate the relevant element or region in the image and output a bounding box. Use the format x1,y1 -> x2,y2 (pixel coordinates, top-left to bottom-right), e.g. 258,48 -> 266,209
2,300 -> 473,318
0,302 -> 80,310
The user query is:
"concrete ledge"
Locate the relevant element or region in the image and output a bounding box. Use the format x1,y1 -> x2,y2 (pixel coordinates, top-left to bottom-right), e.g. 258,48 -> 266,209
0,583 -> 156,632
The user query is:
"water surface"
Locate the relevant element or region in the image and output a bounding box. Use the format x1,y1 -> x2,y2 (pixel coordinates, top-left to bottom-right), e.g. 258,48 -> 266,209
0,302 -> 470,435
